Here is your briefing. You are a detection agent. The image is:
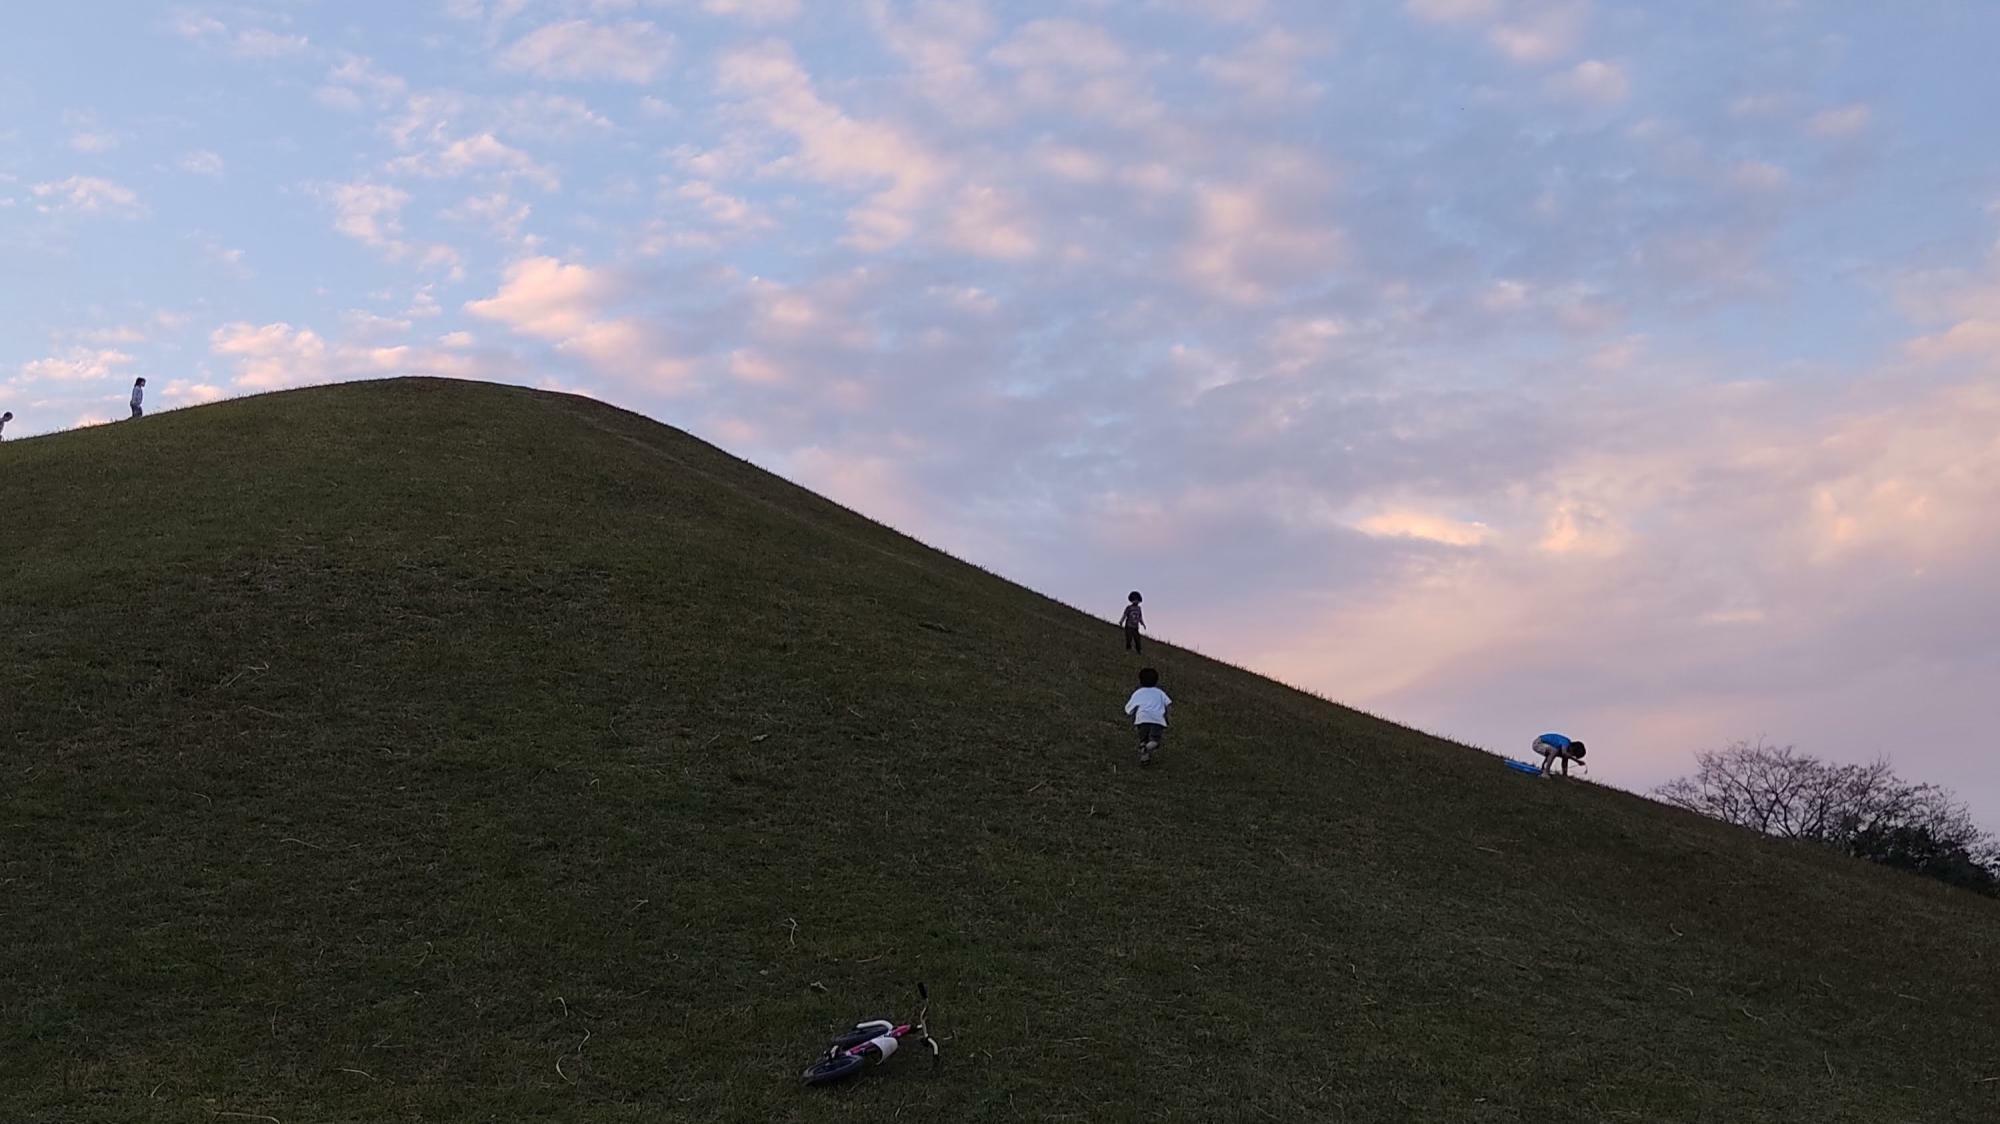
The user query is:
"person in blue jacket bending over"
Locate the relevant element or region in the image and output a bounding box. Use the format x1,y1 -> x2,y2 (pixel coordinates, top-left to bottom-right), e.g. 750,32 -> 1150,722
1533,732 -> 1586,777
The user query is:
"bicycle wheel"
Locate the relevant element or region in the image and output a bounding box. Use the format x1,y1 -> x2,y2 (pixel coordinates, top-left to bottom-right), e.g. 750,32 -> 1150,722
802,1053 -> 867,1085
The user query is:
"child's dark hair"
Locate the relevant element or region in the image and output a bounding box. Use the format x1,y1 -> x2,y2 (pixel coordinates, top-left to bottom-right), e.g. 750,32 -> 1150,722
1128,590 -> 1143,603
1138,667 -> 1159,687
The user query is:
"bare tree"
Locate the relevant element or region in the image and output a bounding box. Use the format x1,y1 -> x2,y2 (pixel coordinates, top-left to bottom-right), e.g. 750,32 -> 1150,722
1658,740 -> 1997,894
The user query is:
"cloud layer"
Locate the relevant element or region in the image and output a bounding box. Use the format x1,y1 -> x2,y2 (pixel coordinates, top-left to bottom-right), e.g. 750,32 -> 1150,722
5,0 -> 1999,818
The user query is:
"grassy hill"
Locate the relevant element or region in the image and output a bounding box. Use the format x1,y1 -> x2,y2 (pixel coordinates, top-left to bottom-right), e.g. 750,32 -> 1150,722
3,377 -> 1995,1124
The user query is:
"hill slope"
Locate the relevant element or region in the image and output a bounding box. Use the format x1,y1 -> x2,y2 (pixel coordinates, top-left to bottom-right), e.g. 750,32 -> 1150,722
3,378 -> 1994,1123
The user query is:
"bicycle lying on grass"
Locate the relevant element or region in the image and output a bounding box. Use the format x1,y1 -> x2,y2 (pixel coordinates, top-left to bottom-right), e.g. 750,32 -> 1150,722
801,982 -> 939,1086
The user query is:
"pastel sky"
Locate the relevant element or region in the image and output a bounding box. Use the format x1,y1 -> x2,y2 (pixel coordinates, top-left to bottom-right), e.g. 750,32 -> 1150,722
6,2 -> 1999,815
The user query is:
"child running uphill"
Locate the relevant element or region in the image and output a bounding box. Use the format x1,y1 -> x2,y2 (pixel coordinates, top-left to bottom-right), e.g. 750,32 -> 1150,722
1120,591 -> 1145,652
1124,667 -> 1172,766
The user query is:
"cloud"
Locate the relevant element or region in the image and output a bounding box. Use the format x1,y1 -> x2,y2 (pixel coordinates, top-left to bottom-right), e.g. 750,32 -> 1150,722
863,0 -> 1008,127
989,18 -> 1166,127
1166,0 -> 1270,21
446,191 -> 536,246
1355,510 -> 1492,546
69,130 -> 120,153
1409,0 -> 1589,65
717,40 -> 951,250
1807,103 -> 1872,138
201,240 -> 252,278
66,324 -> 148,346
171,12 -> 309,58
30,175 -> 144,217
653,179 -> 774,248
940,184 -> 1037,260
1903,242 -> 2000,366
163,379 -> 227,406
1907,320 -> 2000,364
12,0 -> 2000,820
989,19 -> 1130,73
17,348 -> 135,382
234,28 -> 310,57
210,322 -> 330,388
209,321 -> 484,389
501,20 -> 674,83
1547,59 -> 1628,104
317,55 -> 409,111
321,182 -> 463,274
1406,0 -> 1501,25
1728,92 -> 1794,120
179,149 -> 226,176
1489,2 -> 1590,63
727,348 -> 786,384
502,93 -> 614,139
1198,28 -> 1328,104
1726,160 -> 1789,193
324,181 -> 411,248
387,133 -> 560,190
465,256 -> 692,385
784,445 -> 934,535
1179,169 -> 1346,302
702,0 -> 801,24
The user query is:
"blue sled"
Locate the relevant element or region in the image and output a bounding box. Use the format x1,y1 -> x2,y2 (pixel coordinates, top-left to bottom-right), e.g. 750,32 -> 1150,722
1503,758 -> 1543,777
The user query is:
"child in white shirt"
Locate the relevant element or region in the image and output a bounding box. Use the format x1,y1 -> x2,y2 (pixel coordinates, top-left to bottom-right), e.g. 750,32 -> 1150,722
1123,667 -> 1172,765
129,378 -> 146,419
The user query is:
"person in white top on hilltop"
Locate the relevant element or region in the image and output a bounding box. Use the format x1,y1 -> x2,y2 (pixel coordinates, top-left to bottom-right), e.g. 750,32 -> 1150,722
1123,666 -> 1172,766
0,411 -> 12,439
129,377 -> 146,419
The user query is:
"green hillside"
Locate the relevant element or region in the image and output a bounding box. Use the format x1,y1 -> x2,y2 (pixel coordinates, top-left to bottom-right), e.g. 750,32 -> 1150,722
4,378 -> 1994,1123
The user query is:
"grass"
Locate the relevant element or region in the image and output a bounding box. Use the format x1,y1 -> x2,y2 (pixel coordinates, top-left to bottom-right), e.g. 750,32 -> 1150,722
2,377 -> 1995,1123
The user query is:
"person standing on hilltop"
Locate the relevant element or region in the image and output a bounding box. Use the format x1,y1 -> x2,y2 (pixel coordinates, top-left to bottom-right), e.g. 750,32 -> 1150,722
0,411 -> 12,439
1120,591 -> 1146,653
1533,732 -> 1587,777
129,377 -> 146,419
1124,667 -> 1172,766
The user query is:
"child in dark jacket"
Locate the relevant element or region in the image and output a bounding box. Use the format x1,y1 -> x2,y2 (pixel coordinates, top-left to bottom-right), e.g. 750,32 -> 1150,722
1120,591 -> 1145,652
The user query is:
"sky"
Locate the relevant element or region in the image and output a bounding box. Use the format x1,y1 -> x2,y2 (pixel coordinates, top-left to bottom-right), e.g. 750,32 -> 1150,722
5,1 -> 1999,816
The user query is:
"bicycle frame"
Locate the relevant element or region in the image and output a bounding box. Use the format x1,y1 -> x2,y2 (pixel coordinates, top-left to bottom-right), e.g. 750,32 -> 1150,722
804,983 -> 938,1084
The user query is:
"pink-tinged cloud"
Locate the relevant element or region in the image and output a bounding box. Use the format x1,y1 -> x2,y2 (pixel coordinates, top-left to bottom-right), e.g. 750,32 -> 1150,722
464,257 -> 692,386
1406,0 -> 1501,26
501,20 -> 674,84
31,175 -> 144,217
210,322 -> 332,389
1180,174 -> 1346,303
1548,59 -> 1629,105
209,322 -> 485,390
16,348 -> 135,382
717,40 -> 949,250
702,0 -> 801,25
388,134 -> 559,190
13,0 -> 2000,822
1808,103 -> 1873,138
172,13 -> 309,59
321,182 -> 463,275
